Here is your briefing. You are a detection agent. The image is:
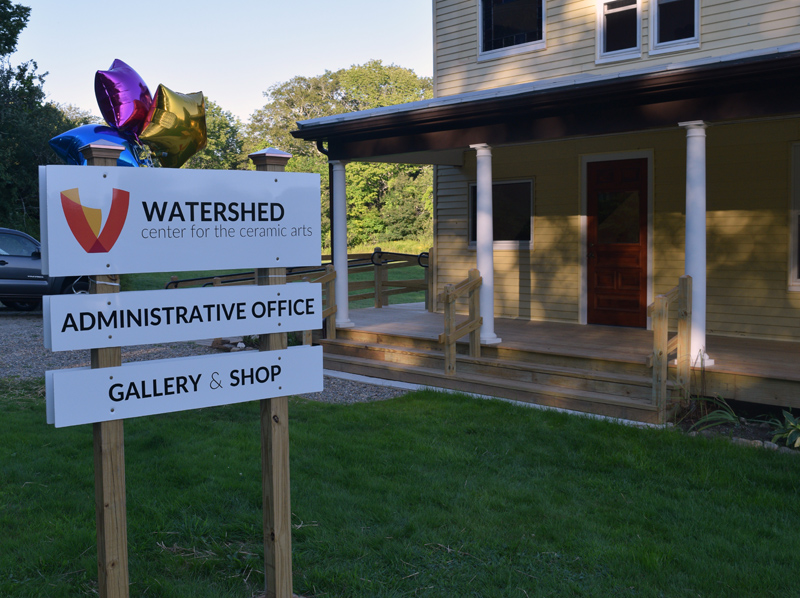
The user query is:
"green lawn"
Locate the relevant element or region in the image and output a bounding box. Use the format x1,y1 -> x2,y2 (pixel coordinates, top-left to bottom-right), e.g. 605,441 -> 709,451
2,377 -> 798,597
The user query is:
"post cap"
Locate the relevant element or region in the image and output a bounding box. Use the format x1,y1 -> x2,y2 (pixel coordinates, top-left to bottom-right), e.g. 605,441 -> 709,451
249,147 -> 293,169
78,141 -> 126,162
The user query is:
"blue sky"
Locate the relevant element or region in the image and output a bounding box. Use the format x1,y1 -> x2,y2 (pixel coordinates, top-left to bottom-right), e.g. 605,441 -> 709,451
10,0 -> 434,122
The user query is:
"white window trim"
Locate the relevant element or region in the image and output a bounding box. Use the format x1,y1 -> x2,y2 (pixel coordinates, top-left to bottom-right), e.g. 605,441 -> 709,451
649,0 -> 700,55
579,151 -> 654,327
789,143 -> 800,291
468,179 -> 535,250
596,0 -> 642,64
477,0 -> 547,62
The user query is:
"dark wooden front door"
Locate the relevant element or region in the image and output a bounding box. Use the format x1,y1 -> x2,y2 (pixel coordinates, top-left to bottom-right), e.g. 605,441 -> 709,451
587,158 -> 648,328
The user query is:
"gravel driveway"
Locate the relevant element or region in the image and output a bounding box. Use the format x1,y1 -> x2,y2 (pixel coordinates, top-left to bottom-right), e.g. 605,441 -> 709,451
0,305 -> 408,404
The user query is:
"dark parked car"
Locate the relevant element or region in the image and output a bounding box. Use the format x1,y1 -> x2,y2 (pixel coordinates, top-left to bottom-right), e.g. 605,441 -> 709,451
0,227 -> 89,310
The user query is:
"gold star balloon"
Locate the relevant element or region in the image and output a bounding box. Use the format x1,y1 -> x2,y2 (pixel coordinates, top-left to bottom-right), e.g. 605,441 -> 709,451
139,84 -> 207,168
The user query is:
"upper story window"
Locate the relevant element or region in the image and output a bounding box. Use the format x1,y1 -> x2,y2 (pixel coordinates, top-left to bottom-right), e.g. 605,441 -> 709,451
479,0 -> 545,60
597,0 -> 641,63
651,0 -> 700,54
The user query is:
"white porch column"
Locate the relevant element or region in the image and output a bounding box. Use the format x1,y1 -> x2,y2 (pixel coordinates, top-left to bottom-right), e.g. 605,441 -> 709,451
679,121 -> 713,366
330,160 -> 354,328
470,143 -> 501,345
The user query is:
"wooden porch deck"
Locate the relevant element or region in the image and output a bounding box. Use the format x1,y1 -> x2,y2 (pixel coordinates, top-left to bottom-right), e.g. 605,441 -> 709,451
319,304 -> 800,422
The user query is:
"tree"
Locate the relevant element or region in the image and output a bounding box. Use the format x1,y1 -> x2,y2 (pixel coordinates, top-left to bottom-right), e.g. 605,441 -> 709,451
380,170 -> 433,242
0,0 -> 28,56
183,98 -> 247,170
245,71 -> 343,159
0,3 -> 104,233
246,60 -> 434,248
57,103 -> 101,126
338,60 -> 432,112
0,58 -> 70,231
0,3 -> 78,233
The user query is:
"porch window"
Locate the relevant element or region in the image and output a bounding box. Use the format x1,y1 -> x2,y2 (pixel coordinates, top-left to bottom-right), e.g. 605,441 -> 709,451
651,0 -> 699,54
598,0 -> 640,62
480,0 -> 545,59
469,180 -> 533,249
790,144 -> 800,291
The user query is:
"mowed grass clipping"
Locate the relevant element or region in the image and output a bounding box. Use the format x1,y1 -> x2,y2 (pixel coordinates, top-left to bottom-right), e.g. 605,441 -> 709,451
1,377 -> 799,597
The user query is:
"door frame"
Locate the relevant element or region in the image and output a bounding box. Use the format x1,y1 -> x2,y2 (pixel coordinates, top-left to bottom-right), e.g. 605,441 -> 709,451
579,151 -> 654,329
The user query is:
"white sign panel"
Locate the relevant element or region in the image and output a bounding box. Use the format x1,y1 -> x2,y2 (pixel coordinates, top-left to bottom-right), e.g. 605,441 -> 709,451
39,165 -> 321,276
44,283 -> 322,351
46,345 -> 323,427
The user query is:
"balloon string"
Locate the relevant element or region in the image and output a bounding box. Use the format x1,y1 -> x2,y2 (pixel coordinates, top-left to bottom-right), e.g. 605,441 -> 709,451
89,278 -> 121,287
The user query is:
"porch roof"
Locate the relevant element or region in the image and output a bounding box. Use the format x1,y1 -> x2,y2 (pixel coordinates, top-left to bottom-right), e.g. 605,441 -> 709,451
292,45 -> 800,165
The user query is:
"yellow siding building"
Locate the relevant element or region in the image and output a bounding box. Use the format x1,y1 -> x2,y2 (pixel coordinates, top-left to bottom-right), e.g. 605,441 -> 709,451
295,0 -> 800,357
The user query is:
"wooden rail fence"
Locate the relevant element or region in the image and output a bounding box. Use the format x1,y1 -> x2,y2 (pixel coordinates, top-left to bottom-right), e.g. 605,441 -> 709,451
166,247 -> 433,334
167,264 -> 338,342
369,247 -> 433,310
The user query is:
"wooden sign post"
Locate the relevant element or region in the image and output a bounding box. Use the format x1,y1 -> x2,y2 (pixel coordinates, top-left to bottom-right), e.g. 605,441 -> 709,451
82,142 -> 130,598
41,147 -> 320,598
250,148 -> 294,598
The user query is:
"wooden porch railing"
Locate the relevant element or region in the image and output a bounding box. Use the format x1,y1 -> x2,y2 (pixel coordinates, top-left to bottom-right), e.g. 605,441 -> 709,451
165,247 -> 433,337
286,264 -> 337,342
168,264 -> 338,343
437,269 -> 482,376
163,254 -> 372,291
420,247 -> 434,312
347,247 -> 431,309
647,274 -> 692,422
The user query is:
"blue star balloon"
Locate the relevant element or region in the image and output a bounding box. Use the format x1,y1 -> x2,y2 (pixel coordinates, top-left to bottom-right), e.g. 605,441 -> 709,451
49,125 -> 143,167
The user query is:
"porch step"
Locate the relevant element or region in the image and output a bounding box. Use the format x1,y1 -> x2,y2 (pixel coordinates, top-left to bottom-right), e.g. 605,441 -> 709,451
322,352 -> 662,424
335,328 -> 442,351
321,338 -> 665,402
334,327 -> 652,377
321,338 -> 668,424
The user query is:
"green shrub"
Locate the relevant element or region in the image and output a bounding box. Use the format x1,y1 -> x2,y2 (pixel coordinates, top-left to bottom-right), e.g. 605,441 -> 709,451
771,410 -> 800,449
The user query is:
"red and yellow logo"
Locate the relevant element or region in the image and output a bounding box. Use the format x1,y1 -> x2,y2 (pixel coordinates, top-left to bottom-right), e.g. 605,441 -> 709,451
60,188 -> 129,253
